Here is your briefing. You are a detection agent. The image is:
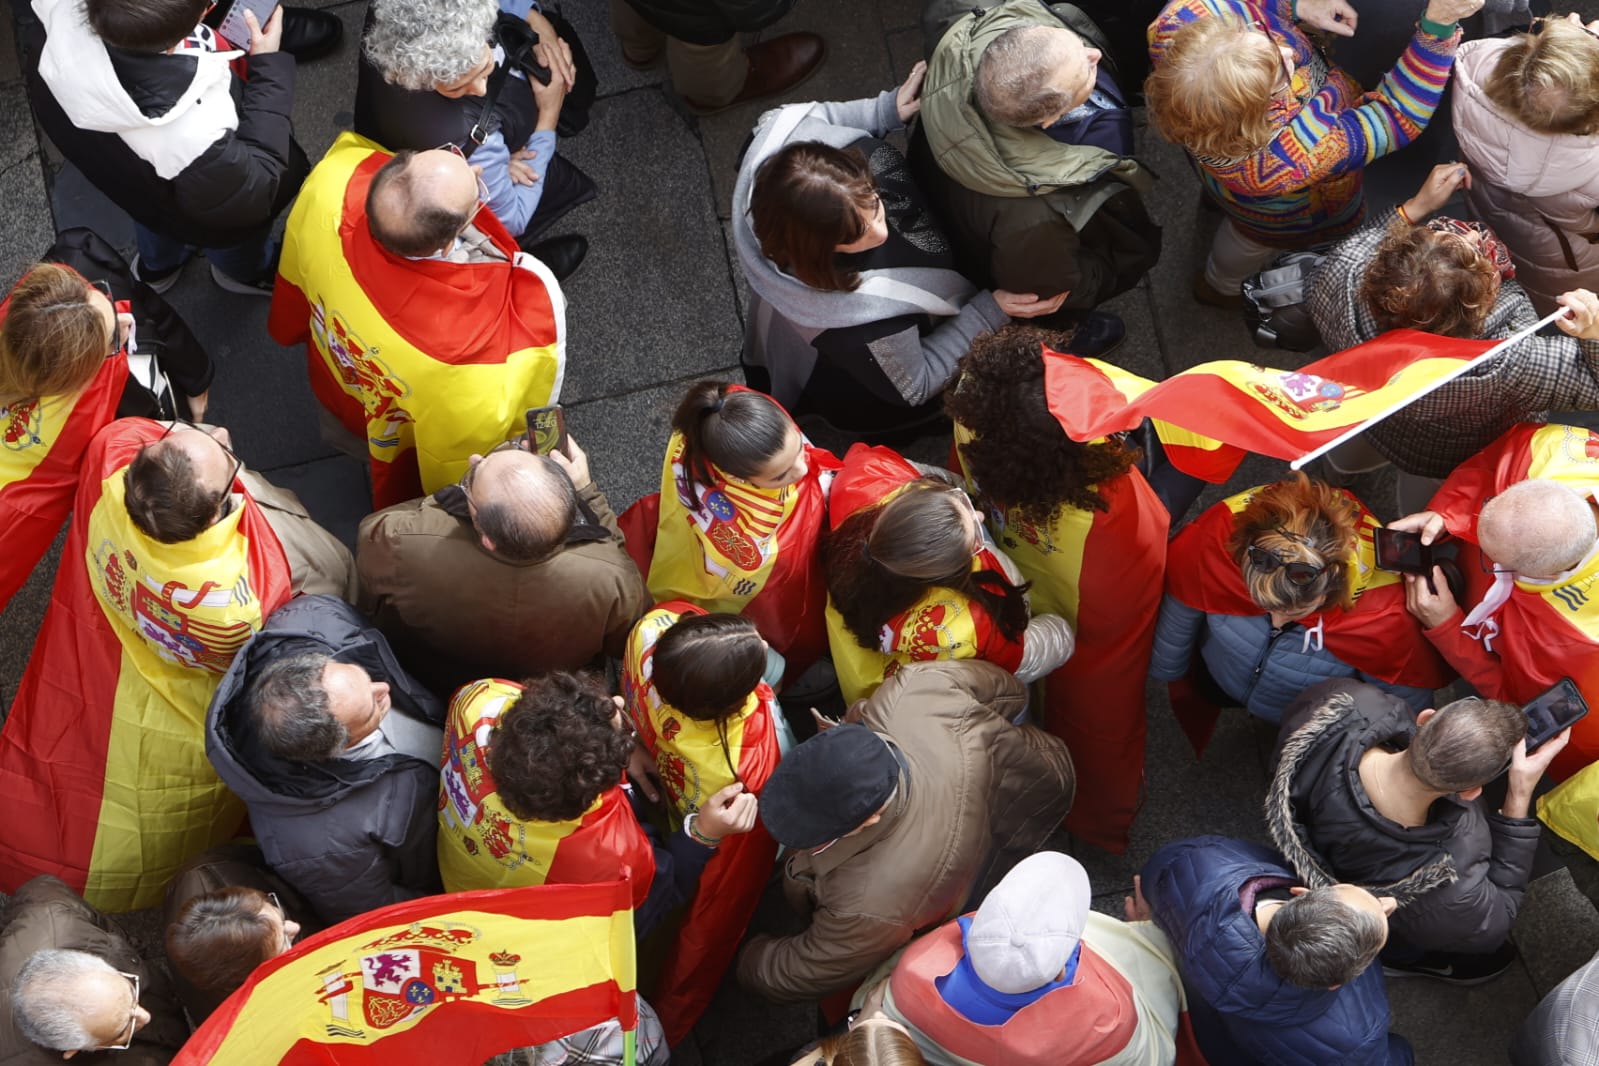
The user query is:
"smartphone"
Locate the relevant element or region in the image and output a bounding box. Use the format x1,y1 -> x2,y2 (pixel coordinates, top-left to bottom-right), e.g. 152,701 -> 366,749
1374,527 -> 1432,575
1523,677 -> 1590,753
526,404 -> 566,455
217,0 -> 280,46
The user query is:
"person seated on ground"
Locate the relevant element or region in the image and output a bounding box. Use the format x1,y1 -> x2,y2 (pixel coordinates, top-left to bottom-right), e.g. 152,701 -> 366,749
737,659 -> 1076,1003
1141,836 -> 1411,1066
947,323 -> 1176,851
357,433 -> 646,695
909,0 -> 1159,340
160,843 -> 318,1025
621,604 -> 790,1043
267,133 -> 567,510
1269,678 -> 1561,982
875,851 -> 1194,1066
357,0 -> 596,279
0,229 -> 216,614
1309,163 -> 1599,485
823,445 -> 1075,703
1394,424 -> 1599,781
0,875 -> 186,1065
732,67 -> 1108,443
1145,0 -> 1481,307
1512,942 -> 1599,1065
0,418 -> 354,912
206,595 -> 444,926
1149,474 -> 1454,738
1453,13 -> 1599,316
606,0 -> 824,116
17,0 -> 341,298
620,382 -> 841,678
437,670 -> 759,937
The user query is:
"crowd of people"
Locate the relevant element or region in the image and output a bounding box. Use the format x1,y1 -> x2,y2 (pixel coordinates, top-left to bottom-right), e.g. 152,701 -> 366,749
4,0 -> 1599,1061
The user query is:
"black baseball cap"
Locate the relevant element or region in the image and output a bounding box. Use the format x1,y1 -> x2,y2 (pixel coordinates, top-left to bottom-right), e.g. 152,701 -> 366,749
759,724 -> 901,849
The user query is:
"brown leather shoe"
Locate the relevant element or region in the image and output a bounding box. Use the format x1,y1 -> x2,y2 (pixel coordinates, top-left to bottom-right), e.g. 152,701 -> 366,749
682,32 -> 827,115
1193,272 -> 1245,310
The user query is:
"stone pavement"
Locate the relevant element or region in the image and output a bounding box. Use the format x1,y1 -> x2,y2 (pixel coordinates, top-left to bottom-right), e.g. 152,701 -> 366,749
2,1 -> 1598,1062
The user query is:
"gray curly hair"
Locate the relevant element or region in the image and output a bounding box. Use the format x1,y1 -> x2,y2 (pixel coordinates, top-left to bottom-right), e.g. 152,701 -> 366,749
364,0 -> 499,91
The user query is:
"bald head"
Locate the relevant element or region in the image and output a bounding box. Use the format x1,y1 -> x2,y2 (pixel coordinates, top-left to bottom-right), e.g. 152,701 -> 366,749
468,449 -> 577,563
366,149 -> 481,257
975,25 -> 1102,128
1479,478 -> 1597,577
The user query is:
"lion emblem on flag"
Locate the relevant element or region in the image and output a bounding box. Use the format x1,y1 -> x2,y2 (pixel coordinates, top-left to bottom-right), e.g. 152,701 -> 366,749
1,398 -> 43,452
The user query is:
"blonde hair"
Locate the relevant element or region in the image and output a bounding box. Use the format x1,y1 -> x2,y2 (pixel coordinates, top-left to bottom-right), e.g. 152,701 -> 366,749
1484,18 -> 1599,136
0,264 -> 109,404
1226,474 -> 1359,613
1145,15 -> 1280,159
815,1024 -> 926,1066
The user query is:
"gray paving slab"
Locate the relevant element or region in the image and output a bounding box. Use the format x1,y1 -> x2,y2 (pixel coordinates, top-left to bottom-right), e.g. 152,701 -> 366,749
1515,870 -> 1599,997
885,24 -> 924,76
560,0 -> 668,97
0,153 -> 55,288
0,82 -> 34,172
878,0 -> 923,33
286,1 -> 366,162
0,1 -> 18,84
1388,965 -> 1540,1064
556,90 -> 745,403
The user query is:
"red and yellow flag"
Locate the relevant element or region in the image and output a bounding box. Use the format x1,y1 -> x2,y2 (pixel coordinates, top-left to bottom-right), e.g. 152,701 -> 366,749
438,679 -> 656,905
825,445 -> 1026,702
0,278 -> 130,611
0,418 -> 293,910
621,601 -> 780,1044
1042,331 -> 1496,475
174,882 -> 639,1066
268,132 -> 566,509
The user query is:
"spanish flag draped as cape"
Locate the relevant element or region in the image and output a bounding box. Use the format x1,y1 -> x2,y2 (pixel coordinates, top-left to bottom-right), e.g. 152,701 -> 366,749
0,275 -> 130,612
0,418 -> 292,910
953,423 -> 1165,853
621,601 -> 780,1045
174,881 -> 640,1066
619,387 -> 841,678
1424,422 -> 1599,782
268,132 -> 566,509
825,445 -> 1026,703
438,679 -> 655,905
1165,485 -> 1455,753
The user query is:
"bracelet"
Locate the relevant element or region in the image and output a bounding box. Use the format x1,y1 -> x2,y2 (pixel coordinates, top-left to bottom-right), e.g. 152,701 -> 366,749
1395,202 -> 1415,225
1418,14 -> 1456,38
684,813 -> 721,849
1291,0 -> 1299,19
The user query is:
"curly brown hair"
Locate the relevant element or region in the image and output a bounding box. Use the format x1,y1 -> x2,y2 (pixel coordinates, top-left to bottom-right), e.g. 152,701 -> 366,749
488,672 -> 633,823
1359,219 -> 1500,339
1225,474 -> 1359,613
824,479 -> 1030,650
946,324 -> 1140,525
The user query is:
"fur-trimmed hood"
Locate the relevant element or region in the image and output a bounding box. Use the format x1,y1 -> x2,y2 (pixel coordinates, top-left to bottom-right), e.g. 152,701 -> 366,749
1266,682 -> 1458,907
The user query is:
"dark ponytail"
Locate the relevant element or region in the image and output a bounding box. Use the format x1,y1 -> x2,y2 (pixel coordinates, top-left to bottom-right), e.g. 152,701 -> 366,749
670,382 -> 793,507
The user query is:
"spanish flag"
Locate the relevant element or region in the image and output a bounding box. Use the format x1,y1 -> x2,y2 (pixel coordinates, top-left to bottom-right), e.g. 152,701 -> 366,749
622,601 -> 780,1045
439,679 -> 656,906
0,418 -> 292,910
1043,330 -> 1496,474
268,132 -> 566,509
174,882 -> 640,1066
0,279 -> 130,611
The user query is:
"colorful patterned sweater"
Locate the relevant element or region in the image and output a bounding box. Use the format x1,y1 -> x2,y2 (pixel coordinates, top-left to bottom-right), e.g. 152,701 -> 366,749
1149,0 -> 1460,247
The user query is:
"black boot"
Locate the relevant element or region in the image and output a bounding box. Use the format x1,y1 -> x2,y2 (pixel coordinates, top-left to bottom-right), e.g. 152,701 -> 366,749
277,7 -> 343,62
1062,310 -> 1127,359
523,234 -> 589,283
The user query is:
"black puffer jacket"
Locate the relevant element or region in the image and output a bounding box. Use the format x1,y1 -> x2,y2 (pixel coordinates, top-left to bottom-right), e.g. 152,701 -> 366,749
617,0 -> 797,45
1268,679 -> 1541,954
205,596 -> 446,926
19,0 -> 308,249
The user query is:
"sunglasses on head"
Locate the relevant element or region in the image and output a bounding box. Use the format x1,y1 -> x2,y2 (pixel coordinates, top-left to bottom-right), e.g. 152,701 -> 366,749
1246,543 -> 1327,586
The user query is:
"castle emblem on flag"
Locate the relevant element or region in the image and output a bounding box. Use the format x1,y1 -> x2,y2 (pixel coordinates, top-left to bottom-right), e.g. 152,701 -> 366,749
309,298 -> 415,447
1,398 -> 42,451
90,541 -> 257,672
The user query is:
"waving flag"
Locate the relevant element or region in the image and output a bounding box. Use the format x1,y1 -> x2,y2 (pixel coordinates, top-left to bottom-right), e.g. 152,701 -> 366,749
174,882 -> 639,1066
269,132 -> 566,509
0,418 -> 292,910
622,601 -> 781,1044
1043,330 -> 1496,472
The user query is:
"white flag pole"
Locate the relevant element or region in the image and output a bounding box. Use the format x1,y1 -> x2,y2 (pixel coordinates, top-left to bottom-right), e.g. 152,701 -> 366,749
1289,307 -> 1571,471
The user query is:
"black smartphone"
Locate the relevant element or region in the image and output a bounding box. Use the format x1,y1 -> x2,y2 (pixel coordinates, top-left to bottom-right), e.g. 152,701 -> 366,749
526,404 -> 566,455
1374,527 -> 1432,575
218,0 -> 280,43
1523,677 -> 1590,753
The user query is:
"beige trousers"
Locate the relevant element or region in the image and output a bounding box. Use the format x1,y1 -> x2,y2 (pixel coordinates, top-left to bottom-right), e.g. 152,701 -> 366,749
608,0 -> 748,107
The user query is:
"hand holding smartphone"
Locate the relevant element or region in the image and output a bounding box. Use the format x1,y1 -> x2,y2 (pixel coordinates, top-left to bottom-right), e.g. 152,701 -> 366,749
218,0 -> 281,48
1375,527 -> 1464,600
1523,678 -> 1590,754
526,404 -> 567,455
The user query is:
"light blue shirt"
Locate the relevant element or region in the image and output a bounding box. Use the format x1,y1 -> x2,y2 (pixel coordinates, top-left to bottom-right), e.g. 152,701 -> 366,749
474,0 -> 554,236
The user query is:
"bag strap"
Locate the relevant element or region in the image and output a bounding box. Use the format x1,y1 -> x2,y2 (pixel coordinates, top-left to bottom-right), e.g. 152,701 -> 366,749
467,15 -> 552,146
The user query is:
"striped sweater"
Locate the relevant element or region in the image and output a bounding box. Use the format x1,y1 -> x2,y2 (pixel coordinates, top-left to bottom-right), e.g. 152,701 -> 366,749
1149,0 -> 1460,246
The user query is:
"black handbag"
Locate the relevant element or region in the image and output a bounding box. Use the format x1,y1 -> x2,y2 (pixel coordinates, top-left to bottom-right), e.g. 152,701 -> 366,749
486,7 -> 597,140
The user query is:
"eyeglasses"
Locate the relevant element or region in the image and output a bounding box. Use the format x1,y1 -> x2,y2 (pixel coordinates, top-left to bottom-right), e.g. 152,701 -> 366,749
457,439 -> 521,501
1248,20 -> 1295,93
91,971 -> 141,1051
1246,542 -> 1327,586
90,280 -> 129,358
435,142 -> 492,229
160,419 -> 243,521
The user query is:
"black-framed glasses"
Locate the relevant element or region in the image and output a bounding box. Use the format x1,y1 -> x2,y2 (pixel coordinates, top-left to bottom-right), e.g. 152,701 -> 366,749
434,142 -> 492,229
160,419 -> 243,520
1246,543 -> 1327,586
457,439 -> 522,500
92,970 -> 140,1051
90,279 -> 129,357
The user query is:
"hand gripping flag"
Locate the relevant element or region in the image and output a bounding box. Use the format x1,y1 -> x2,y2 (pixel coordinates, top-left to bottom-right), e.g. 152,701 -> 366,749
173,882 -> 641,1066
0,274 -> 130,612
0,418 -> 292,910
269,132 -> 566,509
1042,330 -> 1497,474
621,602 -> 781,1044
